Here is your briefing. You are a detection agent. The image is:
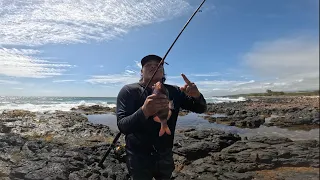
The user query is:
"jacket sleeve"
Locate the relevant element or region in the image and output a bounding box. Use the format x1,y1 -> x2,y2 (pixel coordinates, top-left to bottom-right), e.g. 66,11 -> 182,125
179,89 -> 207,113
116,85 -> 148,135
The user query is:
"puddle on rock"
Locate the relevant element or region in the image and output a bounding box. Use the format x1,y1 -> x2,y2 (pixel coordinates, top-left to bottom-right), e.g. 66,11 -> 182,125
86,113 -> 118,130
87,113 -> 319,141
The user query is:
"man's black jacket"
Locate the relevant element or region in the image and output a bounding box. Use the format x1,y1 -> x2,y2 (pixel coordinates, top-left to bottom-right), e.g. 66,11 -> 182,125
116,82 -> 207,155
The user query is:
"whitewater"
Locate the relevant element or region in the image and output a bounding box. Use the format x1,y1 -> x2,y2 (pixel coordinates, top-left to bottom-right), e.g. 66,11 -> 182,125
0,96 -> 246,113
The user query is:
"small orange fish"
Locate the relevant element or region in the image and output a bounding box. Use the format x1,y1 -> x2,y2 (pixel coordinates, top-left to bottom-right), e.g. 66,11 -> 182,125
152,81 -> 173,136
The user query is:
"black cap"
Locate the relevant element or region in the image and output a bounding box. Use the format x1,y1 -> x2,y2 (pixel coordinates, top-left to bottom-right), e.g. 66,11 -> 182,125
141,54 -> 169,67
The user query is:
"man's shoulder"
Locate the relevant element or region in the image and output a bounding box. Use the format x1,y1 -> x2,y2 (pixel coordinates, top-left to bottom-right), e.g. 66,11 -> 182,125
120,82 -> 143,91
123,82 -> 141,88
117,83 -> 142,97
164,83 -> 181,92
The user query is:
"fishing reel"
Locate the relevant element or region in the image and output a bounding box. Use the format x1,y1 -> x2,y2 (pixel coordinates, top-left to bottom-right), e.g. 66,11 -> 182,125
114,144 -> 126,162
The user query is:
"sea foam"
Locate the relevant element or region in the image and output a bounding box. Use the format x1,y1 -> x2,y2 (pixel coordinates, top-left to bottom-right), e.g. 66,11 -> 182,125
0,100 -> 116,113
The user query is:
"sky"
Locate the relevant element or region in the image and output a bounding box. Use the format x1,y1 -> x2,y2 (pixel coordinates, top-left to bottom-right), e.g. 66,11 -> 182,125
0,0 -> 319,97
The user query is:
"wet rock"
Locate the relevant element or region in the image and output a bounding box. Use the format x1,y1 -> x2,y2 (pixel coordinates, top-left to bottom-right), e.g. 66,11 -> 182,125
0,124 -> 13,133
219,172 -> 254,180
235,116 -> 265,128
1,131 -> 318,180
55,111 -> 88,122
205,96 -> 319,130
248,135 -> 293,145
0,110 -> 36,118
202,115 -> 217,122
71,105 -> 116,115
0,133 -> 26,147
178,109 -> 190,116
1,111 -> 120,149
205,115 -> 265,128
1,109 -> 319,180
175,141 -> 220,160
254,167 -> 319,180
269,110 -> 320,128
173,131 -> 319,179
3,132 -> 127,179
173,129 -> 241,160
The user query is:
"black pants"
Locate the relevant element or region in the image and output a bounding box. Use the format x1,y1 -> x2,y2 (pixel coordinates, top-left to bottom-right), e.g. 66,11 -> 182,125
125,149 -> 175,180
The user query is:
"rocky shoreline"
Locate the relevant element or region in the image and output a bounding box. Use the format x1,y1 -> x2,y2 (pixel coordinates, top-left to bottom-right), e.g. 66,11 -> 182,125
203,96 -> 319,130
0,96 -> 319,179
68,96 -> 319,130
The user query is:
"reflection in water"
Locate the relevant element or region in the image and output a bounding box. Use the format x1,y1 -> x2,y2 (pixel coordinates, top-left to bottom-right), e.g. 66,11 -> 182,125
87,113 -> 319,141
87,113 -> 118,130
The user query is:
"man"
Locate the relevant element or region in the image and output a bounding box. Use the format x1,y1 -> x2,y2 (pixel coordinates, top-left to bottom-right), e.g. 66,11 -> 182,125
116,54 -> 207,180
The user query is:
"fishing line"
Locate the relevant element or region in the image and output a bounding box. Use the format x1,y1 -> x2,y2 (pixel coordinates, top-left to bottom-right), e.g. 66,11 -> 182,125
139,0 -> 207,98
98,0 -> 207,168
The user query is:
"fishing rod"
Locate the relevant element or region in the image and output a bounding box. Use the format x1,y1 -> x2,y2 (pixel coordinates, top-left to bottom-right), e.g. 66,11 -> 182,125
98,0 -> 207,168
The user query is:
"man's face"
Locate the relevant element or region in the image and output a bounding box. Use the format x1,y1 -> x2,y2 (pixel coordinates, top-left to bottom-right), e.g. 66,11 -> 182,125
141,60 -> 164,81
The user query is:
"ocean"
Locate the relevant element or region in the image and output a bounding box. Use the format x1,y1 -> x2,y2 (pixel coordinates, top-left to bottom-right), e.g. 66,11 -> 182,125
0,96 -> 246,113
0,96 -> 117,113
1,96 -> 318,140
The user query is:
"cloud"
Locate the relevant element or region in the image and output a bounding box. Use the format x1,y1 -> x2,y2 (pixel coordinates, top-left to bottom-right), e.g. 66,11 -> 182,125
12,87 -> 23,90
1,0 -> 192,81
0,0 -> 191,46
87,63 -> 223,87
85,74 -> 139,85
1,0 -> 192,80
0,48 -> 73,78
194,79 -> 256,94
135,61 -> 142,69
167,75 -> 181,79
195,78 -> 318,97
86,33 -> 320,97
125,70 -> 136,74
201,35 -> 319,96
52,80 -> 76,83
190,72 -> 221,77
242,35 -> 319,91
197,80 -> 254,86
86,59 -> 150,85
0,79 -> 20,85
244,36 -> 319,78
166,73 -> 220,80
200,4 -> 216,13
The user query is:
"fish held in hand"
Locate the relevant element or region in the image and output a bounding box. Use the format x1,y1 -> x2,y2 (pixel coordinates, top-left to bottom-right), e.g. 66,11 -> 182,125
152,81 -> 173,136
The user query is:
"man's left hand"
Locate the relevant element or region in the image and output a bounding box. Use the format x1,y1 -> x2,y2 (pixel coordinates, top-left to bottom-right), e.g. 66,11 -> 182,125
180,73 -> 201,98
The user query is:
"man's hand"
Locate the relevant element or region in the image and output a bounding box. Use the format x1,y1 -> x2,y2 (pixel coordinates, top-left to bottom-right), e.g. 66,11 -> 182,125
180,73 -> 201,98
141,94 -> 169,118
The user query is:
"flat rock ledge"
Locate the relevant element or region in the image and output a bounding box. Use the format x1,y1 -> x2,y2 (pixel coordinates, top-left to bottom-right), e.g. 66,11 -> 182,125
171,128 -> 319,180
0,130 -> 318,180
0,110 -> 319,180
71,105 -> 116,115
204,96 -> 319,130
